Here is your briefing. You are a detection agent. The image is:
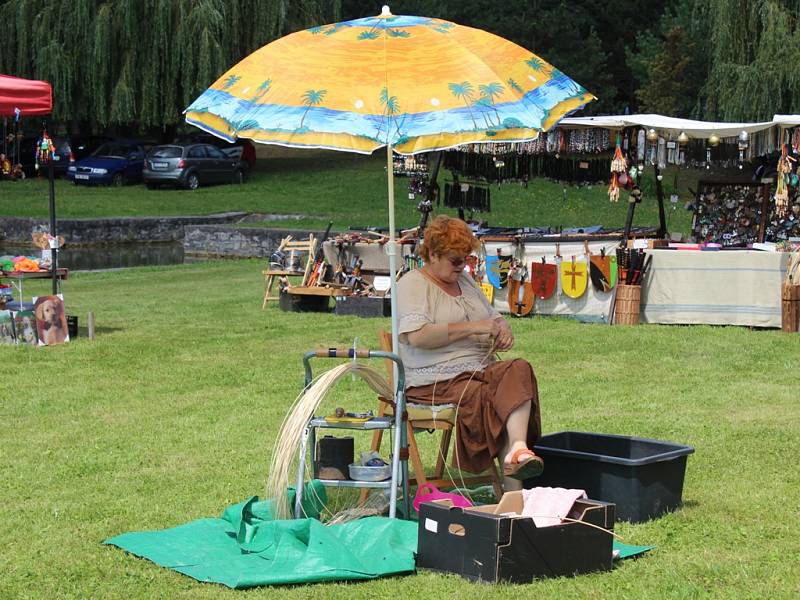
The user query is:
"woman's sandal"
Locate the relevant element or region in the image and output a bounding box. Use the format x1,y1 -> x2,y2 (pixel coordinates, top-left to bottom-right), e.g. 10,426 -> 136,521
503,448 -> 544,481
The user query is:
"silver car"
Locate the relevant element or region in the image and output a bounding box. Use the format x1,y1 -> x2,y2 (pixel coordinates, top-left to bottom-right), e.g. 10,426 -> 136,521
143,143 -> 246,190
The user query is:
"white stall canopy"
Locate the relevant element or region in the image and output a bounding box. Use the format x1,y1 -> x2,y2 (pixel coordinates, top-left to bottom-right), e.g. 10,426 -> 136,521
561,113 -> 798,140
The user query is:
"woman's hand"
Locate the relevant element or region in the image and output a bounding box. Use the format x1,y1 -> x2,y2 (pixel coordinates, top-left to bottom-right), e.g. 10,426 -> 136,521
472,316 -> 513,351
490,316 -> 514,351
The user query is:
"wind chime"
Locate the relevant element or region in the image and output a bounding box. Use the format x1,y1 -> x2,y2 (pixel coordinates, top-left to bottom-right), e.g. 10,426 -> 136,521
706,133 -> 720,169
608,135 -> 627,203
737,130 -> 749,169
646,128 -> 659,164
774,142 -> 794,219
36,130 -> 55,171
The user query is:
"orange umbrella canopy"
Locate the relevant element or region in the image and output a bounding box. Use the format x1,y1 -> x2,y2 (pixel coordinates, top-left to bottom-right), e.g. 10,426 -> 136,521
186,9 -> 594,154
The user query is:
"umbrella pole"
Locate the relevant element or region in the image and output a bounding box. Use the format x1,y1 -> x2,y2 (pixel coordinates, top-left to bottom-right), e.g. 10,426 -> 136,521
386,144 -> 399,356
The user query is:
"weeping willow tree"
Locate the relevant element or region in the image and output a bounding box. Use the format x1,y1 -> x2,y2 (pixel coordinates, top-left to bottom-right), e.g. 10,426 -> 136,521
703,0 -> 800,121
0,0 -> 340,130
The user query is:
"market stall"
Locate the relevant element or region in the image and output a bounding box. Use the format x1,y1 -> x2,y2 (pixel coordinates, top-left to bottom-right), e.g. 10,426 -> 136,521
0,73 -> 59,294
0,74 -> 72,346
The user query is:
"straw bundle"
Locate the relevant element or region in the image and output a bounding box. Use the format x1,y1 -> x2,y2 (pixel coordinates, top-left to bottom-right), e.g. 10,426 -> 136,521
265,361 -> 393,520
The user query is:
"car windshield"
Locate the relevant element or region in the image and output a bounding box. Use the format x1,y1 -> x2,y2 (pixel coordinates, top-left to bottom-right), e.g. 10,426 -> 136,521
148,147 -> 182,159
92,143 -> 136,158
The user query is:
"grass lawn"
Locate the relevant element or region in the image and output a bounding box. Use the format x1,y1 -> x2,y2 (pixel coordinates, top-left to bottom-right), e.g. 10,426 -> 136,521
1,260 -> 798,598
0,146 -> 705,235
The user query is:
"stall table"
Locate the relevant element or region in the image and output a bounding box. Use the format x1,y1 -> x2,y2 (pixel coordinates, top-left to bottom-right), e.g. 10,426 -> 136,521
0,269 -> 69,307
641,250 -> 791,328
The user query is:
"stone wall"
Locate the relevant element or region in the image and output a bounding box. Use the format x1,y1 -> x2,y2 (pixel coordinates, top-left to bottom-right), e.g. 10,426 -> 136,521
183,225 -> 328,258
0,213 -> 248,245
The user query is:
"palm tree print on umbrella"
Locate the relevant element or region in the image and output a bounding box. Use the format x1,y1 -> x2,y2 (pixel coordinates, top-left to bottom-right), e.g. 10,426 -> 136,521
525,57 -> 547,74
250,79 -> 272,102
298,89 -> 327,129
479,82 -> 504,126
221,75 -> 241,90
376,87 -> 406,141
448,82 -> 478,129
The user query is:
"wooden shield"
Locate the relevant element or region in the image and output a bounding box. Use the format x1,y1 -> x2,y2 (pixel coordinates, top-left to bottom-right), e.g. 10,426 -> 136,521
530,261 -> 557,300
486,254 -> 513,289
589,255 -> 613,292
560,257 -> 588,298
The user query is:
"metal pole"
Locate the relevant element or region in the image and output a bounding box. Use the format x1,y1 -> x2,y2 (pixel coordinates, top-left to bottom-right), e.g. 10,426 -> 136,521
47,122 -> 58,295
654,164 -> 667,239
386,144 -> 399,367
622,196 -> 636,243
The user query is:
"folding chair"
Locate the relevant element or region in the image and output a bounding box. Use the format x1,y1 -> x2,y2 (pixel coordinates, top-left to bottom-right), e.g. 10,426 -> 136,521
262,234 -> 316,308
362,330 -> 503,504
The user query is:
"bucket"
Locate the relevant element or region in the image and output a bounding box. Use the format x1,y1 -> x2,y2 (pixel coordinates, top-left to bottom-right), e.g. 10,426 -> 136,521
781,282 -> 800,333
613,284 -> 641,325
314,435 -> 354,480
67,315 -> 78,339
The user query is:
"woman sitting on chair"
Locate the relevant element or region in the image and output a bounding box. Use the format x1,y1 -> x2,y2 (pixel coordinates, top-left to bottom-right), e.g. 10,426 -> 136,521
397,215 -> 543,491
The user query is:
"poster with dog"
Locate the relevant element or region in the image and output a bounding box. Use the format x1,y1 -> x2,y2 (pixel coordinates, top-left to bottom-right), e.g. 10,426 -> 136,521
0,310 -> 15,345
13,310 -> 38,345
33,295 -> 69,346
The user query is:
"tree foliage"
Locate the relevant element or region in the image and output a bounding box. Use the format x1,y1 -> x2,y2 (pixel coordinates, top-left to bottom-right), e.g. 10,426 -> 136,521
635,27 -> 693,116
0,0 -> 340,131
702,0 -> 800,120
0,0 -> 797,131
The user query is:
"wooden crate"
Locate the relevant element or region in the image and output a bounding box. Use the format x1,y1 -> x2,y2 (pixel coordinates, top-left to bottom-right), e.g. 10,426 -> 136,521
781,282 -> 800,333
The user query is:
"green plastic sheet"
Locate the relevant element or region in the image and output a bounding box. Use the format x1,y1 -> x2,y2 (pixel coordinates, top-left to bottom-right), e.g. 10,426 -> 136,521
613,540 -> 654,560
105,494 -> 418,588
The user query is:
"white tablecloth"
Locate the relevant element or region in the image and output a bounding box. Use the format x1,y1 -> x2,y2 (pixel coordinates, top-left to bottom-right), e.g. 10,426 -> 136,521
641,250 -> 791,328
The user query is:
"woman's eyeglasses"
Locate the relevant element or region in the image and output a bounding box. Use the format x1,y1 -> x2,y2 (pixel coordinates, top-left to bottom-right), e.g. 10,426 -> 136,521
446,256 -> 468,268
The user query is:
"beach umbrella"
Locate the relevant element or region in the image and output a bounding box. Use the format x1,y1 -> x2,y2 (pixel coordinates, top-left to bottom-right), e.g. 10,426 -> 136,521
185,6 -> 594,352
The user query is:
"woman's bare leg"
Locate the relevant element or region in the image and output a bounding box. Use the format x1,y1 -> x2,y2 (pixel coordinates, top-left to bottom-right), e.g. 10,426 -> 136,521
500,400 -> 534,490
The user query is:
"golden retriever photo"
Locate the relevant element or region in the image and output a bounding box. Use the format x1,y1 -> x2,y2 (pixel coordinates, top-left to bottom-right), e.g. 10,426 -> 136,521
33,295 -> 69,346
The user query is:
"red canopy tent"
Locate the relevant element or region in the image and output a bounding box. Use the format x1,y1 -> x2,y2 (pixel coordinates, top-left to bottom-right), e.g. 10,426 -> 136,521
1,74 -> 59,295
0,74 -> 52,116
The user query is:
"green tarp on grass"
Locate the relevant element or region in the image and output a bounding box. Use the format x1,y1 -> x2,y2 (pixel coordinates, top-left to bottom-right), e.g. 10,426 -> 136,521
105,495 -> 418,588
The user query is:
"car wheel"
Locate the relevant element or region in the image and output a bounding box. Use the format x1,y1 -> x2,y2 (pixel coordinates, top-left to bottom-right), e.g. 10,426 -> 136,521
146,182 -> 158,190
186,173 -> 199,190
111,172 -> 124,187
232,169 -> 245,185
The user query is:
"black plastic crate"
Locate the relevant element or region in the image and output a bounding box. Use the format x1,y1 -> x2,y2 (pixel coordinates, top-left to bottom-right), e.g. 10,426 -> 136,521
533,431 -> 694,523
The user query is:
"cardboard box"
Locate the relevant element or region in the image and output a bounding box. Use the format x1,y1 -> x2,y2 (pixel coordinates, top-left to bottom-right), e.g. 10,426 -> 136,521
416,491 -> 615,583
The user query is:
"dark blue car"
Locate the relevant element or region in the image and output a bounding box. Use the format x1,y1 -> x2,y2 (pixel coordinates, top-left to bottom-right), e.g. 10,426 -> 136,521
67,140 -> 147,186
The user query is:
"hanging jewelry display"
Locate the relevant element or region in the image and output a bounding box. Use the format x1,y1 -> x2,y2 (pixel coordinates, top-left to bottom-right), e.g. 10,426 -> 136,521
608,136 -> 626,203
692,182 -> 766,246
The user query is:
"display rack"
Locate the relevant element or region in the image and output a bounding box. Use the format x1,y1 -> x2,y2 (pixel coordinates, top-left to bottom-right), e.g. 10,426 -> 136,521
294,348 -> 410,519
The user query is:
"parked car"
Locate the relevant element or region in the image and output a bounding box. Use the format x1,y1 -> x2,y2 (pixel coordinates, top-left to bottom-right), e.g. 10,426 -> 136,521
173,133 -> 256,169
67,140 -> 147,185
142,143 -> 247,190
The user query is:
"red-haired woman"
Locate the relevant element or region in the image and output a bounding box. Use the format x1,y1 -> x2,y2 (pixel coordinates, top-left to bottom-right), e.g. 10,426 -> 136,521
397,215 -> 543,490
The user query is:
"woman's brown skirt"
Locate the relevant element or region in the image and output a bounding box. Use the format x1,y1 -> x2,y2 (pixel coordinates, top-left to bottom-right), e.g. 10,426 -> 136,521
404,358 -> 541,474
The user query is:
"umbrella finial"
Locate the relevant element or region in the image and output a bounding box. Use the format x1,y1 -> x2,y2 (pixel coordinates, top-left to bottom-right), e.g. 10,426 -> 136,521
381,5 -> 392,16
